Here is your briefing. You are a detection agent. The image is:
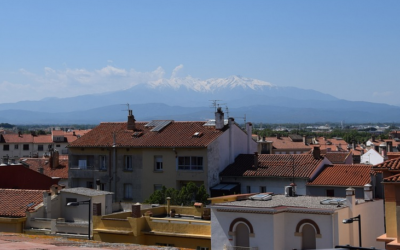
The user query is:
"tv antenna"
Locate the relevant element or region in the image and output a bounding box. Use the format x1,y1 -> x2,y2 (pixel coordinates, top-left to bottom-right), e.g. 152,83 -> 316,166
210,100 -> 222,112
121,103 -> 130,112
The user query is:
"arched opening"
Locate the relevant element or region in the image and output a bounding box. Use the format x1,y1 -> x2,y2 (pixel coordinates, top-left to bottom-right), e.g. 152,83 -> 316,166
235,223 -> 250,249
301,224 -> 316,250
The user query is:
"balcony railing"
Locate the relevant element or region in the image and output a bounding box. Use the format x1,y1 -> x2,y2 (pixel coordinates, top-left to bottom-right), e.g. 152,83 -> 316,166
224,246 -> 258,250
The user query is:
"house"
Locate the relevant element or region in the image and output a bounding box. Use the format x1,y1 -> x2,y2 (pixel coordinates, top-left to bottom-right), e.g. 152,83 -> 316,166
219,147 -> 332,196
0,189 -> 45,233
210,189 -> 385,250
19,150 -> 69,187
68,108 -> 257,202
25,187 -> 113,237
0,129 -> 90,159
92,200 -> 211,249
360,148 -> 384,165
257,134 -> 311,154
307,164 -> 375,198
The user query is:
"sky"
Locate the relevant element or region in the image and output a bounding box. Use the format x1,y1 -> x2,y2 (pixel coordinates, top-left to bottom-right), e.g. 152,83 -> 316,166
0,1 -> 399,106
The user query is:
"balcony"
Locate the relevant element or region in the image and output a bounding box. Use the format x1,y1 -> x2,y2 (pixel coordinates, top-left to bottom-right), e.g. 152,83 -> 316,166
224,246 -> 259,250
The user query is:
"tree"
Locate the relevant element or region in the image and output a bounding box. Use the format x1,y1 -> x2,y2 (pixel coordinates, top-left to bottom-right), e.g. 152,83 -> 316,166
145,182 -> 209,205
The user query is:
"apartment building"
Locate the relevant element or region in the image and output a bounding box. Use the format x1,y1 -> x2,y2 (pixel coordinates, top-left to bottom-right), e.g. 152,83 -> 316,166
68,108 -> 256,202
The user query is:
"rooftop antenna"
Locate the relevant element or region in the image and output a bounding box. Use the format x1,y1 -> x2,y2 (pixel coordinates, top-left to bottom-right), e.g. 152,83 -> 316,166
210,100 -> 222,112
225,106 -> 230,118
121,103 -> 130,112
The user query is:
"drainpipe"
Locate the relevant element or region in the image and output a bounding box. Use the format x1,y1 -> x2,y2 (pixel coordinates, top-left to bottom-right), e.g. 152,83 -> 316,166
112,132 -> 117,202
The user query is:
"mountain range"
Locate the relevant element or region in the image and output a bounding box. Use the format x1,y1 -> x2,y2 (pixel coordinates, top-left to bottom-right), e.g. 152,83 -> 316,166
0,75 -> 399,124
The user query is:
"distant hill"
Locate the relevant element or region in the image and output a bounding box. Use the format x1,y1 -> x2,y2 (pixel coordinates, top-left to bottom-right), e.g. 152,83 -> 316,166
0,75 -> 399,124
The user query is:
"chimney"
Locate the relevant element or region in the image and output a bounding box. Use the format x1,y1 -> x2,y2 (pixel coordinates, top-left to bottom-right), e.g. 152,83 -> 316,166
276,134 -> 281,139
215,107 -> 225,130
18,131 -> 21,137
346,187 -> 356,210
49,150 -> 59,169
127,110 -> 136,131
43,191 -> 52,219
364,183 -> 373,201
96,179 -> 101,191
371,135 -> 375,142
303,135 -> 307,145
73,131 -> 76,136
246,122 -> 252,154
31,131 -> 36,136
254,152 -> 259,168
387,141 -> 393,152
312,146 -> 321,159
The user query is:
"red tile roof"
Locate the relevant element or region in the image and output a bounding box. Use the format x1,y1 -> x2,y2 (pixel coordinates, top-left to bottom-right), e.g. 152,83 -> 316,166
264,137 -> 311,150
307,164 -> 372,187
324,152 -> 352,164
383,173 -> 400,183
373,158 -> 400,171
1,134 -> 53,143
69,122 -> 225,148
20,157 -> 69,179
0,189 -> 45,217
220,154 -> 324,178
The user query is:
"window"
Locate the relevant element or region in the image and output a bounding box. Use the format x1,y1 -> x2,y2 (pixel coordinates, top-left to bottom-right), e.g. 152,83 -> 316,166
125,155 -> 133,170
99,155 -> 107,170
86,181 -> 93,189
3,145 -> 9,151
66,198 -> 77,205
260,186 -> 266,193
196,247 -> 208,250
154,184 -> 163,192
326,189 -> 334,197
124,183 -> 133,199
177,156 -> 203,170
246,186 -> 251,193
14,144 -> 18,150
100,183 -> 105,191
56,144 -> 60,148
78,160 -> 87,169
23,144 -> 29,150
154,156 -> 163,171
38,145 -> 44,151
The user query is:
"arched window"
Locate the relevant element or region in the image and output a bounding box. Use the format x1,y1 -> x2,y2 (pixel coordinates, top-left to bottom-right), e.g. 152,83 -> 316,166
301,224 -> 316,249
236,223 -> 250,248
295,219 -> 321,250
228,218 -> 255,249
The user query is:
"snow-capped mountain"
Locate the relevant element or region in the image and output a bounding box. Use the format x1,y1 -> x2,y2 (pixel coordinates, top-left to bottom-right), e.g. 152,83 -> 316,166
0,75 -> 399,124
147,75 -> 274,92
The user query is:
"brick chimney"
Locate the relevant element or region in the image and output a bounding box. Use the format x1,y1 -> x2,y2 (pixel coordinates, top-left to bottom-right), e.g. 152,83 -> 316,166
127,110 -> 136,130
312,146 -> 321,159
215,107 -> 224,130
49,150 -> 59,169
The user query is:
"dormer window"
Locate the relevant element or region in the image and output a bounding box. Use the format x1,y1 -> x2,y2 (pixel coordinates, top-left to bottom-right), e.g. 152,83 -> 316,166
193,132 -> 203,138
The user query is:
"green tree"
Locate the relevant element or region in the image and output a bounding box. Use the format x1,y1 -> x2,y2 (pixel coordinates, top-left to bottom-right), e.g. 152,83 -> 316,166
145,182 -> 209,205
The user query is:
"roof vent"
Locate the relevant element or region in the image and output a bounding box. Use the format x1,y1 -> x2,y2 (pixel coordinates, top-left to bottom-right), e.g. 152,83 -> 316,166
193,132 -> 203,138
132,131 -> 143,138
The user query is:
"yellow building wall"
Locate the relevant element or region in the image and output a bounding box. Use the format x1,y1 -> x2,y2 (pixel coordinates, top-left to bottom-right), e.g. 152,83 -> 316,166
141,148 -> 208,201
0,217 -> 26,233
93,205 -> 211,249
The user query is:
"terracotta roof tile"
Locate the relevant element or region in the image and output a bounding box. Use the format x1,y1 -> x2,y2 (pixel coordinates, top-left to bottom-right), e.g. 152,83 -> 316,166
20,157 -> 69,179
307,164 -> 371,187
373,158 -> 400,171
263,137 -> 311,150
220,154 -> 323,178
383,173 -> 400,183
0,189 -> 45,217
69,122 -> 225,148
324,152 -> 352,164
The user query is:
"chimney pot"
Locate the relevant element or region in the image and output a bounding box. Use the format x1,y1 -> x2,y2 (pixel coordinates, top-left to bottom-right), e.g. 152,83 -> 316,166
254,152 -> 259,168
312,146 -> 321,159
215,107 -> 225,130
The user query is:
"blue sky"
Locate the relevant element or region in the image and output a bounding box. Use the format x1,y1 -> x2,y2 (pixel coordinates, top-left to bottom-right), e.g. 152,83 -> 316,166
1,1 -> 399,105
